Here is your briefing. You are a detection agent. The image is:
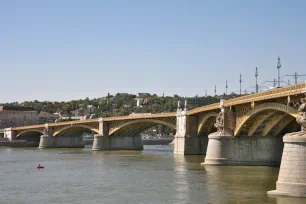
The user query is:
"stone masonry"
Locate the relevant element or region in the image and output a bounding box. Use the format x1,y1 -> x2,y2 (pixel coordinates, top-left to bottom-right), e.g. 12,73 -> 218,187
268,94 -> 306,197
268,135 -> 306,197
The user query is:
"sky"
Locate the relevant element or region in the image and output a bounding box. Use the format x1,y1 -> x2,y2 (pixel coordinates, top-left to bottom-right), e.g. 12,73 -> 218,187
1,0 -> 306,102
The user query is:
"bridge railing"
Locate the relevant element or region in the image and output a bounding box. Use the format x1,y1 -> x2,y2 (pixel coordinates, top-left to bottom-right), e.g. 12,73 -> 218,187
104,112 -> 176,121
224,82 -> 306,107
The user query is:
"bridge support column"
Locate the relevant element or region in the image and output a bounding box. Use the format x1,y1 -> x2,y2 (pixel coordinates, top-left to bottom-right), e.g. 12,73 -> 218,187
38,135 -> 53,148
268,97 -> 306,197
92,118 -> 109,150
93,118 -> 144,151
174,136 -> 206,155
92,134 -> 143,151
3,128 -> 16,140
173,107 -> 205,155
204,135 -> 235,165
92,134 -> 109,150
203,101 -> 237,165
38,124 -> 54,149
268,134 -> 306,197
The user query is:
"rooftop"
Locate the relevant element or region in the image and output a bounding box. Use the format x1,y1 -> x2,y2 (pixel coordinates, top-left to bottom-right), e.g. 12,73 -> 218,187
0,106 -> 35,111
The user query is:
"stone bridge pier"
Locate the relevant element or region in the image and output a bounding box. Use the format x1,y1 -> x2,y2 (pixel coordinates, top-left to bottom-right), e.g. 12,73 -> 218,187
3,128 -> 16,140
173,105 -> 208,155
268,135 -> 306,197
203,102 -> 237,165
268,96 -> 306,197
3,125 -> 85,148
38,124 -> 85,148
38,124 -> 53,148
92,118 -> 143,151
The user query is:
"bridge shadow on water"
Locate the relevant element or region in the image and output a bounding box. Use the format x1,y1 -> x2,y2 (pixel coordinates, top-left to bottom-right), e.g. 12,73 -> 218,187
143,144 -> 174,153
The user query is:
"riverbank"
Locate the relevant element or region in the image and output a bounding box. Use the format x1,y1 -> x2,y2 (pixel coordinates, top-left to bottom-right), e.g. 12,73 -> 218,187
142,138 -> 173,145
0,139 -> 38,147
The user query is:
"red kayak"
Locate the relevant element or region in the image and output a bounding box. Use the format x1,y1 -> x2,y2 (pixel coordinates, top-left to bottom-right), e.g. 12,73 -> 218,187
37,165 -> 44,169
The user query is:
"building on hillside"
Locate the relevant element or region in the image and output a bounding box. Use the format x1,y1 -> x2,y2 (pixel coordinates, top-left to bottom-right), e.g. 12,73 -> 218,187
86,105 -> 96,113
71,108 -> 86,116
134,97 -> 150,107
0,106 -> 39,129
138,93 -> 151,97
38,111 -> 60,124
70,106 -> 96,117
135,98 -> 144,107
116,93 -> 129,97
179,97 -> 211,109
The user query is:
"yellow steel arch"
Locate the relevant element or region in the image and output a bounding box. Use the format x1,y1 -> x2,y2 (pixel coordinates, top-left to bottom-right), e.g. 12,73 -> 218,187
109,119 -> 176,136
234,102 -> 298,136
16,129 -> 44,137
53,124 -> 99,136
248,111 -> 277,136
197,112 -> 217,134
272,116 -> 295,137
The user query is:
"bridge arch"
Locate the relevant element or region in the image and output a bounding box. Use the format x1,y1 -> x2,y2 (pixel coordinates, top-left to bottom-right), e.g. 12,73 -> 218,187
197,112 -> 218,134
109,119 -> 176,136
16,129 -> 44,138
234,102 -> 298,136
53,124 -> 99,136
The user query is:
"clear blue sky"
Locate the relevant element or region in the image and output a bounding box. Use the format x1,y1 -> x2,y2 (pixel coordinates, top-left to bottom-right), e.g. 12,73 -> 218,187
1,0 -> 306,102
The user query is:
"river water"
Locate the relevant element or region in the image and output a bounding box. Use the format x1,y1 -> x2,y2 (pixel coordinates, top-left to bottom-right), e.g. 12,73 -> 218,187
0,145 -> 305,204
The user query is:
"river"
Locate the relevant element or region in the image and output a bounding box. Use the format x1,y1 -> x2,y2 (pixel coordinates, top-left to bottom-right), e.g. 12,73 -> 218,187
0,145 -> 305,204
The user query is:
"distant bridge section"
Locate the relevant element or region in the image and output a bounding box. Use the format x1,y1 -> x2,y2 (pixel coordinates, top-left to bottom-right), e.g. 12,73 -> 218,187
8,112 -> 176,137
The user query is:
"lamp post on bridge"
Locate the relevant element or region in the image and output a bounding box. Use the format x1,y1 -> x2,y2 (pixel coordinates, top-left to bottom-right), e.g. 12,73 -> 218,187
239,74 -> 242,95
277,56 -> 281,87
261,79 -> 279,89
255,67 -> 259,93
274,78 -> 277,87
214,85 -> 217,97
225,81 -> 228,95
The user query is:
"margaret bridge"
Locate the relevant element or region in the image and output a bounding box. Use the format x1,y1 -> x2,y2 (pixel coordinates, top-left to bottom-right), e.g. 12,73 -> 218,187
3,82 -> 306,197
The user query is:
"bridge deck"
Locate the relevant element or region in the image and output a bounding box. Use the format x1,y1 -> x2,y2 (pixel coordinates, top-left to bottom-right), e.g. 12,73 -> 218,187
11,112 -> 176,131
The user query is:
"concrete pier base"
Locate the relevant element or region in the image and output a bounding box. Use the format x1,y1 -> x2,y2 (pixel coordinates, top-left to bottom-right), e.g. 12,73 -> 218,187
92,134 -> 143,151
203,135 -> 284,165
38,135 -> 53,148
173,136 -> 207,155
268,135 -> 306,198
203,135 -> 235,165
39,135 -> 85,148
92,135 -> 109,150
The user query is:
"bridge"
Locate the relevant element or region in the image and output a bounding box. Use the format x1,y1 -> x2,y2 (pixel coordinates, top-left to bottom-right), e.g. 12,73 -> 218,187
3,82 -> 305,149
3,82 -> 305,152
3,82 -> 306,197
4,112 -> 176,149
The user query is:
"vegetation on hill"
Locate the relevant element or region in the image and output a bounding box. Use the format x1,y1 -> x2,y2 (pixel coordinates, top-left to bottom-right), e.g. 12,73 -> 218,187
0,93 -> 241,117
